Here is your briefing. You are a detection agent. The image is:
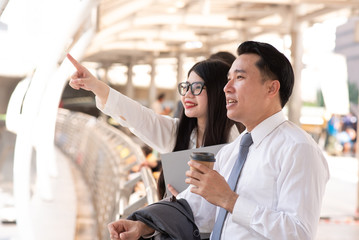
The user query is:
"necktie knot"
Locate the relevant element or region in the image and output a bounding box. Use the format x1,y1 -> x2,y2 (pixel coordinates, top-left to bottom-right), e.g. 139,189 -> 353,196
240,133 -> 253,147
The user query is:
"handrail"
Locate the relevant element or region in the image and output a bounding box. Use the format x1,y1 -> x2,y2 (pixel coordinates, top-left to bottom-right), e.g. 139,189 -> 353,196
55,108 -> 158,240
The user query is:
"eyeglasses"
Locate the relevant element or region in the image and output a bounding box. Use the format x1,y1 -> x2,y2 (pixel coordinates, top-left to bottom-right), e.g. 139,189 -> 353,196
178,81 -> 206,96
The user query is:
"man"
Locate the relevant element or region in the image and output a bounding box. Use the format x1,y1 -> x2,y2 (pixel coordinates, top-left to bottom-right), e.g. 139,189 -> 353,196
108,41 -> 329,240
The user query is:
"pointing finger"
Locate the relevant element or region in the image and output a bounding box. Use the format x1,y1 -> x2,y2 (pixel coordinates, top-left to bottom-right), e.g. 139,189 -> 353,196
67,53 -> 84,71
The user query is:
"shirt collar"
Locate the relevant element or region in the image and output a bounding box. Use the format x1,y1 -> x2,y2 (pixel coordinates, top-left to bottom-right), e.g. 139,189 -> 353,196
246,110 -> 287,148
189,128 -> 197,149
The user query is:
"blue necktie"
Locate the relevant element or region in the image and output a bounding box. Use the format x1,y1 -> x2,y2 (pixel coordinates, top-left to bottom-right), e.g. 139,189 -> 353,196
211,132 -> 253,240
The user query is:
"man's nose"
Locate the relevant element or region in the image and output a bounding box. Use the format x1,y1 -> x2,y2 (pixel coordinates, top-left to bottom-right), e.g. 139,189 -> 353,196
224,80 -> 232,93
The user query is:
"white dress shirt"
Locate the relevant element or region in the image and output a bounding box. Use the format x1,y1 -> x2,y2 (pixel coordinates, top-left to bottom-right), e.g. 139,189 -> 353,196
96,87 -> 179,153
178,110 -> 330,239
96,87 -> 239,153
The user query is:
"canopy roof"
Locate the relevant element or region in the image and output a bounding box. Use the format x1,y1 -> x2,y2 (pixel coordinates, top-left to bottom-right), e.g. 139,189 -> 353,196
82,0 -> 359,65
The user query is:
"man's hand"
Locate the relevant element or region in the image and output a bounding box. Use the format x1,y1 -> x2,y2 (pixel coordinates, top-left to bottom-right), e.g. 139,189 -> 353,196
185,160 -> 239,213
108,219 -> 155,240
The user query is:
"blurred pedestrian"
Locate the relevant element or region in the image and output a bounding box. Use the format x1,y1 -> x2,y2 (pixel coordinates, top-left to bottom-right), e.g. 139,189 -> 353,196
151,93 -> 171,115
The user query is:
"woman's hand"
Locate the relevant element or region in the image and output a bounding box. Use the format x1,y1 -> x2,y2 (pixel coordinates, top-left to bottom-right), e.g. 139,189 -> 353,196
67,53 -> 97,91
67,53 -> 110,104
167,184 -> 179,197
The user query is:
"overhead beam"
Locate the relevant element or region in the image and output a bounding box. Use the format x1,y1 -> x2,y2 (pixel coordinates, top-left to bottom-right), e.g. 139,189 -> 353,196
299,7 -> 342,22
100,0 -> 154,28
232,0 -> 359,5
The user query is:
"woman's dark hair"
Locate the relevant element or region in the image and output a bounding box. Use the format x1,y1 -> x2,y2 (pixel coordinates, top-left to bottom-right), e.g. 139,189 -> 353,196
236,41 -> 294,107
209,51 -> 236,66
209,51 -> 244,133
157,59 -> 235,199
174,59 -> 234,150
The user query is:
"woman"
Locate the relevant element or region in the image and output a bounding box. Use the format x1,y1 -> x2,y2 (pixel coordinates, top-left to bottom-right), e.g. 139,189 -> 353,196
67,54 -> 241,198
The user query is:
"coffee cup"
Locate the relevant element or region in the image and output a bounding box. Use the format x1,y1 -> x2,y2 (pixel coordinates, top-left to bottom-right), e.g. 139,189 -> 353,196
189,152 -> 216,172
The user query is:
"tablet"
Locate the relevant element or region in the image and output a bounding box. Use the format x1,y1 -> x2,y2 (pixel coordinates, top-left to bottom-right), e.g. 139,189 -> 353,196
161,144 -> 227,196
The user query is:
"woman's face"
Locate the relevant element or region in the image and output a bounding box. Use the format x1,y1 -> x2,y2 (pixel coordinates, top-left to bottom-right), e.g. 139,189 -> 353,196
181,71 -> 208,122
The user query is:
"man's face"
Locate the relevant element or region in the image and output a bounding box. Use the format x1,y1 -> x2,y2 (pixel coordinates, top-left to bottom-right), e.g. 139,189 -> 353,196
224,53 -> 270,130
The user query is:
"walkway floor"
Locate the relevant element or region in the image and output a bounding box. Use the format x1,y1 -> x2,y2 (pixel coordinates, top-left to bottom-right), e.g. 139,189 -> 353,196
0,148 -> 76,240
1,149 -> 359,239
0,148 -> 95,240
316,153 -> 359,239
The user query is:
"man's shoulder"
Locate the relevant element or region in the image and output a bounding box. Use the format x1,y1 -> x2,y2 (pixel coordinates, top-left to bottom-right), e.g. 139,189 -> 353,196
277,120 -> 319,147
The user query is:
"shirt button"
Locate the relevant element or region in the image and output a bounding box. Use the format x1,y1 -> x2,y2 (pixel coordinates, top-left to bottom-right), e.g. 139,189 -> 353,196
193,229 -> 200,237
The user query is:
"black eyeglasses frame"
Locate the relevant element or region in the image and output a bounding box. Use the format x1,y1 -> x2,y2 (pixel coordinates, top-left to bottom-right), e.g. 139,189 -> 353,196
177,81 -> 206,96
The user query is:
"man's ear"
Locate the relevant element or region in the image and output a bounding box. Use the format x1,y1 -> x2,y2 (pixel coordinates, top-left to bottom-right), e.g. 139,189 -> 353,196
267,80 -> 280,96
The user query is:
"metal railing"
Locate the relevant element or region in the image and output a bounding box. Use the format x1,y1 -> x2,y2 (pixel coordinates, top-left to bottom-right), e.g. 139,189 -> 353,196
55,108 -> 158,240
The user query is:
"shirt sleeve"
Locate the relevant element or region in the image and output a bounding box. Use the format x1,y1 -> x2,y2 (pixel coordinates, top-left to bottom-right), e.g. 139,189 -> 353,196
96,87 -> 178,153
142,231 -> 160,239
232,143 -> 329,239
